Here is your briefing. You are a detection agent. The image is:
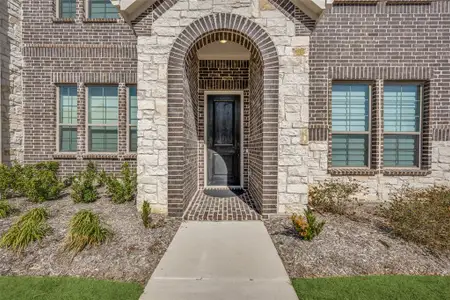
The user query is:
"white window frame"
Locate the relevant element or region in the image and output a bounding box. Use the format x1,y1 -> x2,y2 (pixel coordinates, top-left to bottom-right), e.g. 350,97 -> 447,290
330,81 -> 372,169
56,85 -> 78,153
383,82 -> 423,169
85,85 -> 120,154
127,85 -> 137,153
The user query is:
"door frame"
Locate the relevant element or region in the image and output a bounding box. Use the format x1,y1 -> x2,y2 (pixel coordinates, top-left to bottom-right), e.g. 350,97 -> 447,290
204,91 -> 244,189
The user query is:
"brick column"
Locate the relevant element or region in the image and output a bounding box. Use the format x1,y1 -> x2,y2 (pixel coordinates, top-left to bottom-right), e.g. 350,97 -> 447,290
76,82 -> 86,156
118,83 -> 127,154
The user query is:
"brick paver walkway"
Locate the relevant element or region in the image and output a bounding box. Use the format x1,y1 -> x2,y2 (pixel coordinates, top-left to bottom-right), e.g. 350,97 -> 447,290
183,189 -> 262,221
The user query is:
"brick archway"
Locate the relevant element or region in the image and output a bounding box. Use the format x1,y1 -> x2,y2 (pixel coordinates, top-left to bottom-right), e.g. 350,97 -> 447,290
167,13 -> 279,217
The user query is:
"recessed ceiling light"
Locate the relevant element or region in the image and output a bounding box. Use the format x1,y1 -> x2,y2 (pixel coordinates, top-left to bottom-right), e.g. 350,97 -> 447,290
220,40 -> 227,44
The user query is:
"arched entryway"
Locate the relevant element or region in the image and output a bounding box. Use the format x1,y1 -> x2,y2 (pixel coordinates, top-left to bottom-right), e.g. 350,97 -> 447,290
167,14 -> 279,218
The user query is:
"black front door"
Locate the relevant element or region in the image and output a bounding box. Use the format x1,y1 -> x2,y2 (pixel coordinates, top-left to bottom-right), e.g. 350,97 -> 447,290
206,94 -> 241,186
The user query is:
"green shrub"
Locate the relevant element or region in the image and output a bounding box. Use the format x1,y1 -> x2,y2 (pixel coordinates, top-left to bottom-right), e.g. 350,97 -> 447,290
0,164 -> 13,200
0,208 -> 50,252
141,201 -> 151,228
20,166 -> 65,203
0,200 -> 12,219
309,180 -> 362,215
291,209 -> 325,241
104,163 -> 137,204
382,186 -> 450,250
71,162 -> 99,203
64,210 -> 112,254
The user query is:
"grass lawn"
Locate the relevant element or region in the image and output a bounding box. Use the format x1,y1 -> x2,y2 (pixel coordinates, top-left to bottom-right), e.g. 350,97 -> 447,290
0,276 -> 143,300
292,275 -> 450,300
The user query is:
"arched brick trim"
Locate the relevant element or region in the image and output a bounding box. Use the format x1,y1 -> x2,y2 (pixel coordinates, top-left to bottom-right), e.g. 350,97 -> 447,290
167,13 -> 279,217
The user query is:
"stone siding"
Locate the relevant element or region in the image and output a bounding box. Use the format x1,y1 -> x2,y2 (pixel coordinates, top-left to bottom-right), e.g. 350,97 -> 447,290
1,0 -> 23,163
136,0 -> 310,215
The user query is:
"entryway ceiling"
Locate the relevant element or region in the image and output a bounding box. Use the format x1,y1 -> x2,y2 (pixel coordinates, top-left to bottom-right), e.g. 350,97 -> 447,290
111,0 -> 327,23
197,41 -> 250,60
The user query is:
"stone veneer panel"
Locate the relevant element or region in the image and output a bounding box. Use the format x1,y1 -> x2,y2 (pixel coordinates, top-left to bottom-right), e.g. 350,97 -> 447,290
1,0 -> 23,163
137,0 -> 310,215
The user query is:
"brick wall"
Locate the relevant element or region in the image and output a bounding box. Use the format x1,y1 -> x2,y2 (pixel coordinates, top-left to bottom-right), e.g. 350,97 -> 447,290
308,0 -> 450,200
248,56 -> 263,212
1,0 -> 23,164
183,54 -> 199,212
22,0 -> 138,174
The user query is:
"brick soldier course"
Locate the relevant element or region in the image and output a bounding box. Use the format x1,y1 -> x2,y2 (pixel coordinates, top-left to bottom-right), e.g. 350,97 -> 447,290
2,0 -> 450,219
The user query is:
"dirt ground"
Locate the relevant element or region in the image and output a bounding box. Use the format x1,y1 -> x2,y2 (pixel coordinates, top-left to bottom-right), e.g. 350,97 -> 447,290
0,191 -> 181,284
265,207 -> 450,278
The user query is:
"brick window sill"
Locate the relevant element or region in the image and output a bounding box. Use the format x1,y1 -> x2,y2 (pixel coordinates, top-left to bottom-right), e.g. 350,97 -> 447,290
123,153 -> 137,160
386,0 -> 431,4
82,153 -> 120,160
383,169 -> 431,176
328,168 -> 377,176
82,18 -> 119,24
53,18 -> 75,23
53,152 -> 77,159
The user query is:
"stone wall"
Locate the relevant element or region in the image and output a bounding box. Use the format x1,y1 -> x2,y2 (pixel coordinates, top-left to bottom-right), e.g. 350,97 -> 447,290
308,0 -> 450,201
1,0 -> 23,164
136,0 -> 311,215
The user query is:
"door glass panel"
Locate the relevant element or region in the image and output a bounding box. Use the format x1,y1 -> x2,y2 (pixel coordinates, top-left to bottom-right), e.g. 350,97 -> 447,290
214,101 -> 234,145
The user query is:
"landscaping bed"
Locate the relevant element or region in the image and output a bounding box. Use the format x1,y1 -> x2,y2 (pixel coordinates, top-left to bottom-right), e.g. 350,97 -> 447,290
265,208 -> 450,278
0,192 -> 180,284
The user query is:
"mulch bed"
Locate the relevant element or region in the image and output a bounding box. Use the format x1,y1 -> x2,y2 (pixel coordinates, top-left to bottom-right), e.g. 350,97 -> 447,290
0,190 -> 181,284
265,207 -> 450,278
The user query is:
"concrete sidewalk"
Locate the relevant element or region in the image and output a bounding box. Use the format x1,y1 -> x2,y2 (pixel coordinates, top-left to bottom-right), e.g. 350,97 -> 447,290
140,221 -> 298,300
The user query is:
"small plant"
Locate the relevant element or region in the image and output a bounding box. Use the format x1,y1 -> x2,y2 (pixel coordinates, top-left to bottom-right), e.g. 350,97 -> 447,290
64,210 -> 112,254
0,208 -> 50,252
71,162 -> 99,203
104,163 -> 137,204
17,162 -> 65,202
291,209 -> 325,241
309,180 -> 363,215
0,164 -> 13,200
141,201 -> 152,228
0,201 -> 12,218
382,186 -> 450,250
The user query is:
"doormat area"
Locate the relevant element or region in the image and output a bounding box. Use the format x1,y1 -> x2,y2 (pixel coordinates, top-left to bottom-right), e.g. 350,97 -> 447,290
203,188 -> 245,198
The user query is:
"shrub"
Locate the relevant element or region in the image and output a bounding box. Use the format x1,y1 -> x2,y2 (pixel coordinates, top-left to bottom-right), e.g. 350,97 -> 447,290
382,186 -> 450,250
0,208 -> 50,252
309,180 -> 362,215
71,162 -> 99,203
64,210 -> 112,254
0,201 -> 12,219
0,164 -> 13,200
20,166 -> 65,203
291,209 -> 325,241
104,163 -> 137,204
141,201 -> 151,228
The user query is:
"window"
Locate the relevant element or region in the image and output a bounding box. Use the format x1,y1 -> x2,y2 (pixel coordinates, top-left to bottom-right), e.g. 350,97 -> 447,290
384,84 -> 422,167
58,85 -> 78,152
59,0 -> 76,18
88,0 -> 119,19
87,86 -> 118,152
331,83 -> 370,167
128,86 -> 138,152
